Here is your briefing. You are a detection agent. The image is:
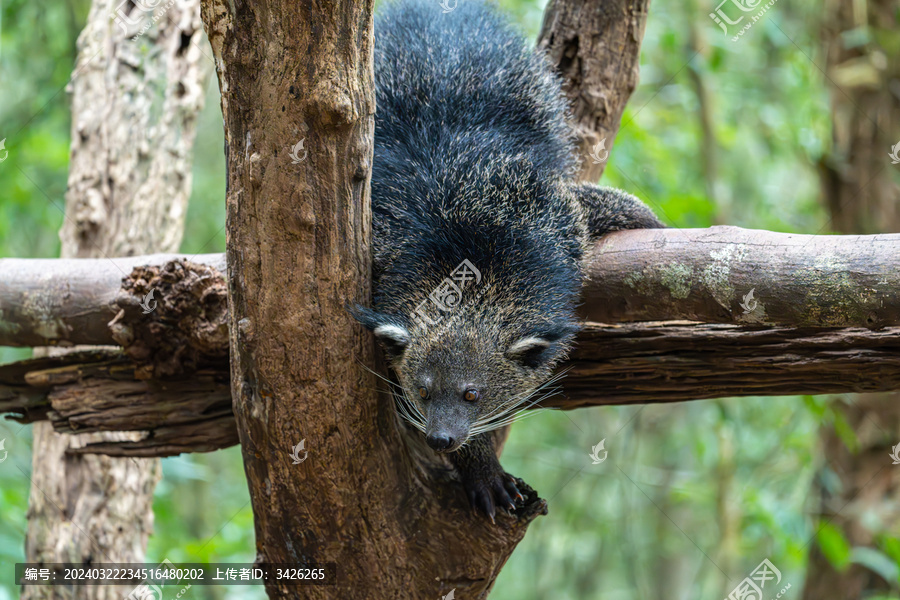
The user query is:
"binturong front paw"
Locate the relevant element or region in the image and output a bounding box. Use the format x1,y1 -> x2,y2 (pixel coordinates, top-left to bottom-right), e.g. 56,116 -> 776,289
462,464 -> 526,523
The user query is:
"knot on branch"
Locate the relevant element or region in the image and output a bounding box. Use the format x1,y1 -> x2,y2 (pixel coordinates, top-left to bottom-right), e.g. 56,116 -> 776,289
110,259 -> 229,378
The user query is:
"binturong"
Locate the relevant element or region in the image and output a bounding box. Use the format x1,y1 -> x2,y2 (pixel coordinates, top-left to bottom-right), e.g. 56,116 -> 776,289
352,0 -> 664,522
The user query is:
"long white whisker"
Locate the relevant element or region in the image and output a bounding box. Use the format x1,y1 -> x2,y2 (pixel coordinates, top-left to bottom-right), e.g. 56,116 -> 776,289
403,390 -> 427,429
355,359 -> 404,391
404,390 -> 426,422
476,391 -> 555,428
469,407 -> 548,435
475,370 -> 569,424
354,360 -> 427,432
393,390 -> 426,432
470,386 -> 563,434
475,379 -> 554,423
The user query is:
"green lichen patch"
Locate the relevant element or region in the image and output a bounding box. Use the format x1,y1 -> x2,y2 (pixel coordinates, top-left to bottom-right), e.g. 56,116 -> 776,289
700,244 -> 748,310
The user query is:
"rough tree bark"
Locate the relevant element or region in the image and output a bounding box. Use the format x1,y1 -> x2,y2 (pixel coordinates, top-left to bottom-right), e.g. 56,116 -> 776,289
3,227 -> 899,349
197,1 -> 551,598
538,0 -> 649,181
581,227 -> 900,327
3,315 -> 900,456
21,1 -> 211,599
803,1 -> 900,596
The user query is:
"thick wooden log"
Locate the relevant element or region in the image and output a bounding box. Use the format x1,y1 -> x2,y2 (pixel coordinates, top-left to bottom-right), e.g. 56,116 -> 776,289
4,322 -> 899,456
581,227 -> 900,327
3,227 -> 899,353
0,351 -> 237,456
0,254 -> 225,348
558,322 -> 900,406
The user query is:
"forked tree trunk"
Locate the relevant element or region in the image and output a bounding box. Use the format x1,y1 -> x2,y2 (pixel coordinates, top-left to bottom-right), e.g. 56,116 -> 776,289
538,0 -> 649,181
196,0 -> 574,597
22,2 -> 211,599
802,0 -> 900,597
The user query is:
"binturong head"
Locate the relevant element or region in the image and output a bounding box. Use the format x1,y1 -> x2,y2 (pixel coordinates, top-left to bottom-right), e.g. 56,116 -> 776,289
353,300 -> 579,453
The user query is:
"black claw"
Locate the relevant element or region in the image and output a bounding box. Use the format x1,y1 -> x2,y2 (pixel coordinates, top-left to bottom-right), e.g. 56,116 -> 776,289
467,488 -> 478,511
502,477 -> 524,508
451,434 -> 531,524
463,469 -> 527,522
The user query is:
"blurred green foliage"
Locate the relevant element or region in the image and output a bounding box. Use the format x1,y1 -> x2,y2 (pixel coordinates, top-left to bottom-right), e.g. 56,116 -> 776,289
1,0 -> 898,598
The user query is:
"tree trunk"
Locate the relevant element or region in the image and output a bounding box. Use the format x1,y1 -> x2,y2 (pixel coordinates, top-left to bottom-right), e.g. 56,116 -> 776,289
198,1 -> 552,598
803,0 -> 900,596
22,1 -> 211,598
537,0 -> 649,181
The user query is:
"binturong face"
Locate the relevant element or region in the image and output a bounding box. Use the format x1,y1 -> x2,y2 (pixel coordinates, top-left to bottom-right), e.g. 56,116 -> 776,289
362,306 -> 577,453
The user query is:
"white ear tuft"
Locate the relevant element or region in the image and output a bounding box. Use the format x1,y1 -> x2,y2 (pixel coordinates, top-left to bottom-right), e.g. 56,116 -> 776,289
373,324 -> 410,346
506,336 -> 551,357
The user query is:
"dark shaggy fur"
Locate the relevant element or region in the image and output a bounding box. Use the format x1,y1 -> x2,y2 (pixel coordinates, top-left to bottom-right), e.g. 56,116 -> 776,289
354,0 -> 663,521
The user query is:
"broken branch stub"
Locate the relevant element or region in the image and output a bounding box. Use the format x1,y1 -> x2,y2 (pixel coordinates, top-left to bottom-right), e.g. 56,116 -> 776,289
110,258 -> 229,378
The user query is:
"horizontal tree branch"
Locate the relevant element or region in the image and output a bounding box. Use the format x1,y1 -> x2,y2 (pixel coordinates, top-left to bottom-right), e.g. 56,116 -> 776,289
2,227 -> 898,355
557,321 -> 900,407
0,254 -> 229,378
1,226 -> 899,456
581,226 -> 900,327
0,350 -> 237,456
0,253 -> 226,348
3,321 -> 898,456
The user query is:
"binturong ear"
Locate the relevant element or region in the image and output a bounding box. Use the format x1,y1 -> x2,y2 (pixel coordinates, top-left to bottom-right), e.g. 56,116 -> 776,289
505,336 -> 553,369
505,322 -> 581,369
348,305 -> 411,358
566,182 -> 666,239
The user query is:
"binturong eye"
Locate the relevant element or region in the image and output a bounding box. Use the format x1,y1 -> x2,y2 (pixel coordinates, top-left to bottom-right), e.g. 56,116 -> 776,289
418,387 -> 428,399
464,389 -> 480,402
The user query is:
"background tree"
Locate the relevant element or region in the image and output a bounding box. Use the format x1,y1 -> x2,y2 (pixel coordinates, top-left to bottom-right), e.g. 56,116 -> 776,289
14,1 -> 211,599
802,0 -> 900,596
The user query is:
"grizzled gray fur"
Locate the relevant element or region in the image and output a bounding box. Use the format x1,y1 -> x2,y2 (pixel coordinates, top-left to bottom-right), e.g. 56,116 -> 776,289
353,0 -> 664,521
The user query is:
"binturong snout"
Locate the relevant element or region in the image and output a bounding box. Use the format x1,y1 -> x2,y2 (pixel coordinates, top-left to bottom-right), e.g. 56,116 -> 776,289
424,402 -> 471,453
425,431 -> 456,452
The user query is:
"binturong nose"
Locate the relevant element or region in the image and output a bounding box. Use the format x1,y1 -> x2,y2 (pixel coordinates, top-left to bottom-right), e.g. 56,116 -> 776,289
426,431 -> 455,452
